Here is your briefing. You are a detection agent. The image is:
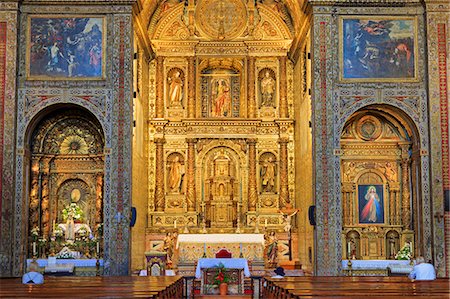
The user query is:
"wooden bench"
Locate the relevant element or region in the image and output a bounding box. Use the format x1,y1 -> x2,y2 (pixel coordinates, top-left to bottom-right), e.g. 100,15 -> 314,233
0,276 -> 184,298
263,276 -> 450,299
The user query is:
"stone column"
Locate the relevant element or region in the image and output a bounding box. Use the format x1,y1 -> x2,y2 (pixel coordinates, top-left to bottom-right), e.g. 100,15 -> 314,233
96,172 -> 103,224
188,56 -> 196,118
401,157 -> 411,229
156,56 -> 164,118
248,57 -> 256,118
154,138 -> 166,211
279,137 -> 290,208
186,138 -> 197,212
29,159 -> 40,231
279,56 -> 288,118
247,139 -> 257,211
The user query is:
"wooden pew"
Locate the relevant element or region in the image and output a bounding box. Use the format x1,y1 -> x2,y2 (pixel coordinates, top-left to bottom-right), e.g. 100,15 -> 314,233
263,276 -> 450,299
0,276 -> 184,299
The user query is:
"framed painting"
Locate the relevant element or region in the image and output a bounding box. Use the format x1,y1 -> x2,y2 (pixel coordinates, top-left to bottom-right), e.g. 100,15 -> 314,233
26,15 -> 106,80
358,184 -> 384,224
339,16 -> 418,82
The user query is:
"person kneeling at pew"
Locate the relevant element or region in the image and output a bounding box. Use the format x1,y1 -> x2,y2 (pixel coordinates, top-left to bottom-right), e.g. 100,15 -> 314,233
408,256 -> 436,281
22,261 -> 44,284
272,266 -> 286,278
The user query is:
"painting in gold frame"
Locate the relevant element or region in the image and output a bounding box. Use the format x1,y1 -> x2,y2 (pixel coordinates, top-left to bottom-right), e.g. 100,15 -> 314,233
26,15 -> 106,80
358,184 -> 385,224
339,16 -> 418,82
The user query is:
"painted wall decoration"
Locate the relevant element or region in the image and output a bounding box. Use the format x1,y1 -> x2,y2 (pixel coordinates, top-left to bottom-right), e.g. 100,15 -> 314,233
340,17 -> 417,81
358,185 -> 384,224
27,16 -> 105,79
200,69 -> 240,118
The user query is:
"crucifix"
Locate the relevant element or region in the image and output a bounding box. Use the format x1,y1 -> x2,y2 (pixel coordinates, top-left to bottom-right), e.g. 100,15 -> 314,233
279,208 -> 299,261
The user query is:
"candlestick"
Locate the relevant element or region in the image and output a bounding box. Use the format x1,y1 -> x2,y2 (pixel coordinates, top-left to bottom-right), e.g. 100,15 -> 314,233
174,219 -> 177,229
32,242 -> 36,256
96,241 -> 100,254
347,242 -> 351,257
264,219 -> 268,228
52,220 -> 56,230
203,242 -> 207,258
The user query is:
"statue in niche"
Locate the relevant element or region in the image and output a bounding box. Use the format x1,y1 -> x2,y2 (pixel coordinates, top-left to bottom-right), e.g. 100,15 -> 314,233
260,70 -> 275,107
167,69 -> 184,107
384,162 -> 396,182
212,79 -> 231,117
265,231 -> 278,266
261,155 -> 276,192
168,155 -> 184,193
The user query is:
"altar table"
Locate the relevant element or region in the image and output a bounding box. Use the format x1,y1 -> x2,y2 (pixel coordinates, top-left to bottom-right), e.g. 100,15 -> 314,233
195,258 -> 250,279
342,260 -> 414,276
27,259 -> 103,276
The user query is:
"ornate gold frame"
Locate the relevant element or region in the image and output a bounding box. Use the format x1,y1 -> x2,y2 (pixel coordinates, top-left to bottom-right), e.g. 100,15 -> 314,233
26,15 -> 107,81
338,16 -> 418,82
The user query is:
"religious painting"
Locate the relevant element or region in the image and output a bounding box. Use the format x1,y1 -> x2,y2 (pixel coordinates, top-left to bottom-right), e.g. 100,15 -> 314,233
358,184 -> 384,224
340,16 -> 417,82
200,68 -> 240,118
27,16 -> 106,80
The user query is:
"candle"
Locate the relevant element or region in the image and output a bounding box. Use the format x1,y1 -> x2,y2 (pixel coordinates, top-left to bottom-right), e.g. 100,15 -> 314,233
347,242 -> 351,256
32,242 -> 36,256
174,219 -> 177,229
52,220 -> 56,230
240,243 -> 243,253
264,219 -> 268,228
204,243 -> 206,254
97,241 -> 100,254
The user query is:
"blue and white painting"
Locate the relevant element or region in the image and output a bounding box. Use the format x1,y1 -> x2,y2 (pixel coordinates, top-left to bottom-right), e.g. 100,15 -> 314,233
342,17 -> 416,80
28,17 -> 105,79
358,185 -> 384,224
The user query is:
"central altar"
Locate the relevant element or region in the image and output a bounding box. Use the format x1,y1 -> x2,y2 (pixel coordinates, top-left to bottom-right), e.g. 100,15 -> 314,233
176,233 -> 265,263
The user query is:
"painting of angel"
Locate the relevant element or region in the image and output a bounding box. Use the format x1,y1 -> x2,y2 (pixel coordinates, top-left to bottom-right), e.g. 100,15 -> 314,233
27,16 -> 105,79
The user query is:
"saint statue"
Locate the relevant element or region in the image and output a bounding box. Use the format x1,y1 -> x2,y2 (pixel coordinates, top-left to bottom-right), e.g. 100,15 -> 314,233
261,156 -> 276,192
168,70 -> 183,107
265,231 -> 278,266
260,71 -> 275,106
168,156 -> 184,193
212,79 -> 231,117
65,212 -> 75,241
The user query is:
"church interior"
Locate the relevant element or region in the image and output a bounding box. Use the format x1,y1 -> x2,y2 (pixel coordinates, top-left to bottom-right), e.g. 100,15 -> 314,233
0,0 -> 449,296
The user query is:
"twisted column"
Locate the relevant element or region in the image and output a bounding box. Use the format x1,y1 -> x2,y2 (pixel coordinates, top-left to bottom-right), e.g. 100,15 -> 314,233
279,56 -> 288,118
96,173 -> 103,224
247,139 -> 257,211
29,159 -> 40,231
401,158 -> 411,229
248,57 -> 256,118
279,138 -> 290,208
154,138 -> 166,211
40,159 -> 51,238
156,56 -> 164,118
341,182 -> 354,226
186,138 -> 197,212
188,56 -> 196,118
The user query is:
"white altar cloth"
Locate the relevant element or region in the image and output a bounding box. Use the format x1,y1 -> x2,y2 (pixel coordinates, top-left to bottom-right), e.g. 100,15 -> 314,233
342,260 -> 413,269
177,234 -> 264,248
195,258 -> 250,279
27,258 -> 104,268
58,223 -> 92,235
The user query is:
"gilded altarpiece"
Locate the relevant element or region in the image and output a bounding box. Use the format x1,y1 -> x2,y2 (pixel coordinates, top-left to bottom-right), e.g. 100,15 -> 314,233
146,0 -> 298,272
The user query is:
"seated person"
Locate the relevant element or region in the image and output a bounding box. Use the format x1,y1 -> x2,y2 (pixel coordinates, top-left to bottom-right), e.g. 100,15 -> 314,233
22,261 -> 44,284
272,266 -> 285,278
408,256 -> 436,281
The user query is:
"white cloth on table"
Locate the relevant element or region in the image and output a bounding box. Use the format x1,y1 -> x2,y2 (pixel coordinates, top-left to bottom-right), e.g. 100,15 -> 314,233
408,263 -> 436,280
176,234 -> 264,248
342,259 -> 412,269
195,258 -> 250,279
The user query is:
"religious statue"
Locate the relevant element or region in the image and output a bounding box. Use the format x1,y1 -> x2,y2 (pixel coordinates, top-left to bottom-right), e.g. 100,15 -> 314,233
261,156 -> 276,192
212,79 -> 231,117
163,232 -> 177,265
168,70 -> 183,107
384,162 -> 396,182
279,208 -> 298,236
265,231 -> 278,266
260,71 -> 275,106
65,212 -> 75,241
168,156 -> 184,193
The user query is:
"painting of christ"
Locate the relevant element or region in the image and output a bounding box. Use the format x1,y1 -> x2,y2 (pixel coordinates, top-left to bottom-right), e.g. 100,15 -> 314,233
358,184 -> 384,224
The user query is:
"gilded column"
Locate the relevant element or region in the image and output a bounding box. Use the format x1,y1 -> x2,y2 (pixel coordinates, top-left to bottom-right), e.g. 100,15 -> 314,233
342,182 -> 353,226
279,56 -> 288,118
186,138 -> 197,212
29,159 -> 40,231
154,138 -> 166,211
248,57 -> 256,118
248,139 -> 257,211
401,157 -> 411,229
96,172 -> 103,224
389,182 -> 400,226
279,138 -> 290,207
40,158 -> 51,238
156,56 -> 165,118
188,56 -> 196,118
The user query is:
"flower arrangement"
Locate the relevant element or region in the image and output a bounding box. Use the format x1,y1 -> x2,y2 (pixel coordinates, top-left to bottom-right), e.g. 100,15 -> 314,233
395,242 -> 412,260
31,226 -> 40,241
213,262 -> 229,286
62,203 -> 84,222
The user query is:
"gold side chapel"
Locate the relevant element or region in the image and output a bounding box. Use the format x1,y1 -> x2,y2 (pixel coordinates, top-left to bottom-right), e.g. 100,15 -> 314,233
142,0 -> 301,270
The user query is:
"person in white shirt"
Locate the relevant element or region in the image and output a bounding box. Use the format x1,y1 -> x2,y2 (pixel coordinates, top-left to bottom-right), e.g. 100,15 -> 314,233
22,261 -> 44,284
408,256 -> 436,281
